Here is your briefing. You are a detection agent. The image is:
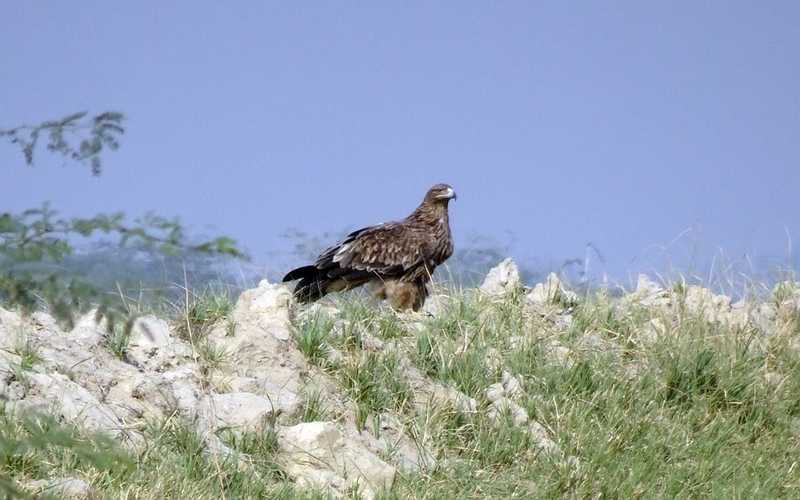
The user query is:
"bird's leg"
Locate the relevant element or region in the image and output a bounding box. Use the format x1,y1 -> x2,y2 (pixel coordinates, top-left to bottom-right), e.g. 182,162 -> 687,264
368,281 -> 387,300
387,282 -> 418,311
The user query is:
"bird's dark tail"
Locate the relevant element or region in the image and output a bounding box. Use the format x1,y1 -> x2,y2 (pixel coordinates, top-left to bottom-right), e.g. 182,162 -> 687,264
283,265 -> 374,303
282,265 -> 327,303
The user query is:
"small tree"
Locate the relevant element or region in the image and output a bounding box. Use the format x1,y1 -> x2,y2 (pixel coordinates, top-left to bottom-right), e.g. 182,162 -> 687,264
1,111 -> 245,329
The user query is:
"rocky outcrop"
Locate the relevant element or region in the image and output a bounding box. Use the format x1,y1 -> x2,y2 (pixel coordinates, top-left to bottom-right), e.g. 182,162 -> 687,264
620,274 -> 781,336
527,272 -> 579,309
230,280 -> 294,341
0,278 -> 434,498
2,264 -> 796,498
278,421 -> 396,498
480,258 -> 522,296
197,391 -> 299,432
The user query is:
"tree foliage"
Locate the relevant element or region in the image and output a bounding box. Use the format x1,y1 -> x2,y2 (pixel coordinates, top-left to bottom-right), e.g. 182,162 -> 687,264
1,111 -> 245,330
0,111 -> 124,175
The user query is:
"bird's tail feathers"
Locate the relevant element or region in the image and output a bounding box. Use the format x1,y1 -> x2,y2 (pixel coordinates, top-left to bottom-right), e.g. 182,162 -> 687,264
294,277 -> 327,303
283,265 -> 375,304
283,265 -> 326,303
282,265 -> 318,283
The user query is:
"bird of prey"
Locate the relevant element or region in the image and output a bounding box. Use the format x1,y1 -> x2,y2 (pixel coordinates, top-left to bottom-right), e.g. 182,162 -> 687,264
283,183 -> 456,311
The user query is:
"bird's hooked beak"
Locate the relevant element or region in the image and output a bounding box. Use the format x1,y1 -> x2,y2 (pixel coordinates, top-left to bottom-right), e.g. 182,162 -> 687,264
436,187 -> 457,201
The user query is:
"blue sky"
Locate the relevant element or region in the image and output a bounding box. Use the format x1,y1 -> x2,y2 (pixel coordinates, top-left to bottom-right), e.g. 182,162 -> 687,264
2,2 -> 798,282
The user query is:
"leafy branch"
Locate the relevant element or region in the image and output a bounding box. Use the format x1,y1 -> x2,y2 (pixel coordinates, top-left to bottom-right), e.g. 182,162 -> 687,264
0,205 -> 244,262
0,204 -> 245,329
0,111 -> 125,175
1,111 -> 246,331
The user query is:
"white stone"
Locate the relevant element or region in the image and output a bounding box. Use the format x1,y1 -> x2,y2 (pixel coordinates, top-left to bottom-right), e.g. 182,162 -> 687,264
198,391 -> 298,432
131,315 -> 172,347
127,315 -> 192,371
635,274 -> 664,296
447,387 -> 478,413
620,274 -> 671,308
421,292 -> 448,316
484,348 -> 504,371
278,421 -> 396,499
526,273 -> 578,308
485,383 -> 505,403
639,318 -> 667,345
501,371 -> 523,398
542,342 -> 573,368
0,307 -> 25,351
362,333 -> 385,351
11,373 -> 123,437
487,397 -> 529,426
683,286 -> 733,324
28,477 -> 94,499
68,310 -> 107,346
232,280 -> 294,341
527,420 -> 560,455
553,313 -> 574,330
480,258 -> 522,296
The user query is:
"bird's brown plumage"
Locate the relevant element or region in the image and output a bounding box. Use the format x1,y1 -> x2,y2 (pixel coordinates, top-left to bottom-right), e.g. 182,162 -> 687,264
283,183 -> 456,311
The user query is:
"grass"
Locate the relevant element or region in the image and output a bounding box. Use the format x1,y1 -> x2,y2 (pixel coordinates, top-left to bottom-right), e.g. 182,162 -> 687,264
339,351 -> 413,429
12,336 -> 41,371
0,410 -> 132,498
293,312 -> 334,367
0,411 -> 325,499
196,340 -> 230,372
386,285 -> 800,498
291,306 -> 415,429
425,292 -> 484,340
173,286 -> 235,341
4,277 -> 800,498
376,312 -> 409,340
216,427 -> 284,481
414,331 -> 443,377
297,388 -> 330,423
104,321 -> 133,360
169,286 -> 236,374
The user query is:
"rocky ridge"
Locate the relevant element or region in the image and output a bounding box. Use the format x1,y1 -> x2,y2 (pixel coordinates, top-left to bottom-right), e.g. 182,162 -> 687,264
1,259 -> 799,498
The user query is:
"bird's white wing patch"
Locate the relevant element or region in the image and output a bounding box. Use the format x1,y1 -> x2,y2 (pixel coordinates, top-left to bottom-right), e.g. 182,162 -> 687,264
332,243 -> 352,263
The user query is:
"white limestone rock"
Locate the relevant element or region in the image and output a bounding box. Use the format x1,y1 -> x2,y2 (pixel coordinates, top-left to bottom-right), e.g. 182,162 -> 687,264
480,258 -> 522,296
278,421 -> 396,498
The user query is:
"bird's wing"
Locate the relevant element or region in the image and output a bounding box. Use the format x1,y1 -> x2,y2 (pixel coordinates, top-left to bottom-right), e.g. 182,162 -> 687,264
317,222 -> 429,275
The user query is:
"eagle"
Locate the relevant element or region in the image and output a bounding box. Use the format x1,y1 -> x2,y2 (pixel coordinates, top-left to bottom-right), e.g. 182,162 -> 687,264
282,183 -> 456,311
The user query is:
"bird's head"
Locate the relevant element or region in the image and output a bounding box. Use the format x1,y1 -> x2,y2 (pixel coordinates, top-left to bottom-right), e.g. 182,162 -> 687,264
424,183 -> 457,204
